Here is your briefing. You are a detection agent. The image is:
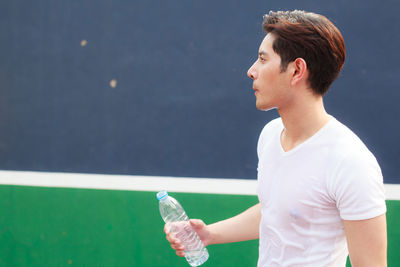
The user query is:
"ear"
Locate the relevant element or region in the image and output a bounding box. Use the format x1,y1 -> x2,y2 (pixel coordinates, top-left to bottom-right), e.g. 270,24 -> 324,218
290,58 -> 308,86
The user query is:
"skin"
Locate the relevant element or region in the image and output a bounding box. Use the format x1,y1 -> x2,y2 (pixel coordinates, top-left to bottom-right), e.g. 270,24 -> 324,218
344,214 -> 387,267
164,33 -> 387,266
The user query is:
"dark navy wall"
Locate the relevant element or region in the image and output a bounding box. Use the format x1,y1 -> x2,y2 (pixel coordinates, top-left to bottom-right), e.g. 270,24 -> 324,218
1,0 -> 399,183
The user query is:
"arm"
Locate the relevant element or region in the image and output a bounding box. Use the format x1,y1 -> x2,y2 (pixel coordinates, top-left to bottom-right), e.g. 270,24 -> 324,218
207,202 -> 261,244
343,214 -> 387,267
165,203 -> 261,256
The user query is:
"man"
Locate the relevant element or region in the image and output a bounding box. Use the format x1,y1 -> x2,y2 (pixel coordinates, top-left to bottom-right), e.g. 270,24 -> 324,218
165,10 -> 387,266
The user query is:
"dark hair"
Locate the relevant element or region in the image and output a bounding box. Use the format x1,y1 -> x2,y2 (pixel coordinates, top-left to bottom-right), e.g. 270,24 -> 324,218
262,10 -> 346,95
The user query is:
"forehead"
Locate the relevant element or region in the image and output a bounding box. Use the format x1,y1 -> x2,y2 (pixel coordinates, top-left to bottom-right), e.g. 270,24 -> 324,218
259,33 -> 276,53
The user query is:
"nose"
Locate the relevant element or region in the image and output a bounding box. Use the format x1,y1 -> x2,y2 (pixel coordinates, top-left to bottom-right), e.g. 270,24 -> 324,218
247,62 -> 257,80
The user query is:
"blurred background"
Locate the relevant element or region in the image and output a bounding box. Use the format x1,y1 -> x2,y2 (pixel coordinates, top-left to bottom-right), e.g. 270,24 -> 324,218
0,0 -> 399,266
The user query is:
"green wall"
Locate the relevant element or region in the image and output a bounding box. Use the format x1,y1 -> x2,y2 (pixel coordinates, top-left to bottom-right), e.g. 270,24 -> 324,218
0,185 -> 398,266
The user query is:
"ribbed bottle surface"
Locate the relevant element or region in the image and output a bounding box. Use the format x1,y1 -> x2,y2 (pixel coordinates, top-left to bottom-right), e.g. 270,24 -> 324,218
158,192 -> 209,266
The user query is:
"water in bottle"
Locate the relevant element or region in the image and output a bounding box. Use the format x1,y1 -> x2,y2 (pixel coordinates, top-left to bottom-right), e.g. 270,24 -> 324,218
157,190 -> 209,266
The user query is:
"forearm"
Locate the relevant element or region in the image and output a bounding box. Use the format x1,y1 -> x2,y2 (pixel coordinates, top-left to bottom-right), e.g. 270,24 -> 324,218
207,203 -> 261,245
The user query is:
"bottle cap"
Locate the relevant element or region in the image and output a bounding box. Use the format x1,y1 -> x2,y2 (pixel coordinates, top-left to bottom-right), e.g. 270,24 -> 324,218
156,190 -> 168,200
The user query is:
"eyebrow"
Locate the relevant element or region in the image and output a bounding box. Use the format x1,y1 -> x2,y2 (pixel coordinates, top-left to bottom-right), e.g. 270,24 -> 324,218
258,51 -> 269,57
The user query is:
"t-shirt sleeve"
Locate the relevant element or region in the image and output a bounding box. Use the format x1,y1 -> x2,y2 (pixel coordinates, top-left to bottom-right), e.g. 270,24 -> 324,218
328,151 -> 386,220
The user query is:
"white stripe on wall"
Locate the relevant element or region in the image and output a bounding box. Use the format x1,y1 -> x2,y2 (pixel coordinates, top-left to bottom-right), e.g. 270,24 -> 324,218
0,170 -> 257,195
1,170 -> 400,200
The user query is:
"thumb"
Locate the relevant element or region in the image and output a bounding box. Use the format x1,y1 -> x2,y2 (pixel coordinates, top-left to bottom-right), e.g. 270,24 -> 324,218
189,219 -> 205,230
189,219 -> 210,246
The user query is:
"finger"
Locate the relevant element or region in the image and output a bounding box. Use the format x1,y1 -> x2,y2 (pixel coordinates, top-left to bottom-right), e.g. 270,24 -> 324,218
166,232 -> 178,244
164,223 -> 172,234
176,250 -> 185,257
166,232 -> 184,248
171,242 -> 184,251
168,236 -> 181,246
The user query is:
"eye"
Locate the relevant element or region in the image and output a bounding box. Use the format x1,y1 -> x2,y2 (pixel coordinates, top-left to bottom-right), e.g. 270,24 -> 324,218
258,53 -> 267,62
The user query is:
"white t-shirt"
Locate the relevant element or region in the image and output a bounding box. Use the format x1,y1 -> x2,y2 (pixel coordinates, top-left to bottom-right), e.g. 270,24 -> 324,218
257,117 -> 386,267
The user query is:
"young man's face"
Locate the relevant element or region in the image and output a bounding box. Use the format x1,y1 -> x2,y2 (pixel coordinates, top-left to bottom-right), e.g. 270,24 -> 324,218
247,33 -> 293,111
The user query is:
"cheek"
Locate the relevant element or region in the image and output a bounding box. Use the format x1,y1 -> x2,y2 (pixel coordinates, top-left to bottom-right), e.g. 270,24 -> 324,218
262,64 -> 280,79
260,71 -> 279,87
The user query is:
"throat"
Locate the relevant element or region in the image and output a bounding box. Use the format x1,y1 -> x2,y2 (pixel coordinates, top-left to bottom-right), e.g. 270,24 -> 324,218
280,130 -> 306,152
279,115 -> 333,152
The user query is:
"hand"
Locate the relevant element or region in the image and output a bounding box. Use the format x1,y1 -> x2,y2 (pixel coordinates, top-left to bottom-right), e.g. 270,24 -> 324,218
164,219 -> 211,257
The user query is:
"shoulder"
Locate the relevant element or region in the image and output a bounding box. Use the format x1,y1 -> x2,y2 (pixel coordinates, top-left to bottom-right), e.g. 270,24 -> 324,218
325,119 -> 385,220
326,119 -> 378,166
324,118 -> 381,180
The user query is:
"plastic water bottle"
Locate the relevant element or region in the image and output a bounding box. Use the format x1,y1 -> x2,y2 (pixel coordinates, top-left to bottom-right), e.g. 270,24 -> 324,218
157,190 -> 209,266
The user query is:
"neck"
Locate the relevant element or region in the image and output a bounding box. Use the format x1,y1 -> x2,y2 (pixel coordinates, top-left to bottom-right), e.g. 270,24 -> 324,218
277,93 -> 331,151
